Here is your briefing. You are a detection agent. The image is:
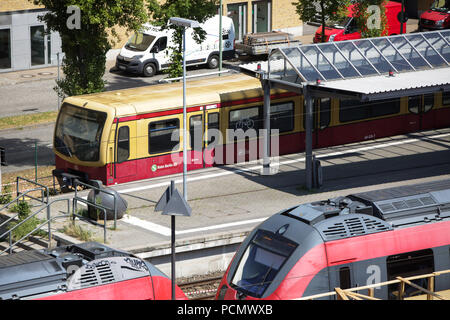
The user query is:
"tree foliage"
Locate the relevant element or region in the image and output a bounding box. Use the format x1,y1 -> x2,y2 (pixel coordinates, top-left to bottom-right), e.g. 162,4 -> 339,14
292,0 -> 350,43
352,0 -> 388,38
147,0 -> 218,78
32,0 -> 148,96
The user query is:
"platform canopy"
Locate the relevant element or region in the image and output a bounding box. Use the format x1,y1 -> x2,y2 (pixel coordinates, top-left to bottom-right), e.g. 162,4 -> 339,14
241,30 -> 450,101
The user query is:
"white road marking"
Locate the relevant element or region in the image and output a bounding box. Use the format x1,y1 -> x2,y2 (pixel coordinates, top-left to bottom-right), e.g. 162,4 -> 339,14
116,132 -> 450,236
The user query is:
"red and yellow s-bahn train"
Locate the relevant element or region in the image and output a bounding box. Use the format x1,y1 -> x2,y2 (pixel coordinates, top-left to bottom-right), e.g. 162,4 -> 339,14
216,179 -> 450,300
52,73 -> 450,187
0,242 -> 186,300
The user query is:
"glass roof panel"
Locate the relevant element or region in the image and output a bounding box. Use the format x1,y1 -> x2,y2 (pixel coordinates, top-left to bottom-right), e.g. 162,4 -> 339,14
405,33 -> 447,67
299,45 -> 342,80
318,43 -> 361,78
282,47 -> 324,82
269,50 -> 304,83
423,32 -> 450,63
389,36 -> 431,70
354,39 -> 392,73
335,41 -> 379,76
370,38 -> 413,72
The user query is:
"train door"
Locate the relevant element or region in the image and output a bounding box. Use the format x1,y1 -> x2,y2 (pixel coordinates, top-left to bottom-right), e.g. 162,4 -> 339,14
407,94 -> 435,132
314,98 -> 331,149
204,109 -> 220,168
329,264 -> 356,296
188,111 -> 204,170
114,122 -> 137,180
386,249 -> 434,300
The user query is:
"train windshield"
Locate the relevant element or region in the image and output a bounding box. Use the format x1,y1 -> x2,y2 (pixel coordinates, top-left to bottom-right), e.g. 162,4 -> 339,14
54,104 -> 107,162
230,230 -> 297,298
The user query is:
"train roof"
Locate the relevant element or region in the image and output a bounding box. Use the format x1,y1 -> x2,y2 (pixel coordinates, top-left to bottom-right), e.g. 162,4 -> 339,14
0,242 -> 161,300
63,74 -> 273,118
279,179 -> 450,242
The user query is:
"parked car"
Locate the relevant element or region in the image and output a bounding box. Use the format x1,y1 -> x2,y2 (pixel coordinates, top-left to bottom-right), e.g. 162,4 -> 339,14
419,0 -> 450,31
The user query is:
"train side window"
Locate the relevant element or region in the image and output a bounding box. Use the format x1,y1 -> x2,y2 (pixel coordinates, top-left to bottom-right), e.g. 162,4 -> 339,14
207,113 -> 220,145
339,99 -> 368,122
386,249 -> 434,299
423,94 -> 434,113
408,95 -> 421,114
117,126 -> 129,163
443,91 -> 450,106
370,98 -> 400,118
189,115 -> 203,151
319,98 -> 331,129
339,267 -> 351,290
270,102 -> 294,133
229,106 -> 262,131
148,119 -> 180,155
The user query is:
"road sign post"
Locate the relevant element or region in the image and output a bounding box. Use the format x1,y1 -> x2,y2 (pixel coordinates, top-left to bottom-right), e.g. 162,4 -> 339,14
155,180 -> 192,300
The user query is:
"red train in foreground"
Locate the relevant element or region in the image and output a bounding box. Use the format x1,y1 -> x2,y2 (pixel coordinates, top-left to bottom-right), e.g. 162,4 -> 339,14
0,242 -> 186,300
216,179 -> 450,300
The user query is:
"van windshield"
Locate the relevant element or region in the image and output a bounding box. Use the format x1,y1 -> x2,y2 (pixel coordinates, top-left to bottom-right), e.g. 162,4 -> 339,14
54,104 -> 107,162
125,32 -> 156,52
431,0 -> 450,12
230,230 -> 297,298
325,16 -> 351,29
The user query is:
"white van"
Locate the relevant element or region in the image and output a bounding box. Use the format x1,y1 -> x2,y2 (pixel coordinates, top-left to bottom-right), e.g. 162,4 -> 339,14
116,15 -> 235,77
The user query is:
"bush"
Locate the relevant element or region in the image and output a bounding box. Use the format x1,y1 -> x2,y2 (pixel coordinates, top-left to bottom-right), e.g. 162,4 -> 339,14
0,185 -> 13,205
7,200 -> 42,242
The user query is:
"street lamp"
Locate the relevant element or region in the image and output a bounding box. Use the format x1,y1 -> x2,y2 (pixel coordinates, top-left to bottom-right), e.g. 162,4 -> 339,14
169,17 -> 200,202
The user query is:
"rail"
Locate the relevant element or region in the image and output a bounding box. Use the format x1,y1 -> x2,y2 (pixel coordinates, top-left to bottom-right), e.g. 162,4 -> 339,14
16,176 -> 49,204
0,188 -> 48,232
0,199 -> 71,255
298,269 -> 450,300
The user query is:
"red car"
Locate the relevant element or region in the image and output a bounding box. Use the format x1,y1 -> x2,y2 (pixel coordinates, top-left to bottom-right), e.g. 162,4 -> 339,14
314,1 -> 404,43
419,0 -> 450,31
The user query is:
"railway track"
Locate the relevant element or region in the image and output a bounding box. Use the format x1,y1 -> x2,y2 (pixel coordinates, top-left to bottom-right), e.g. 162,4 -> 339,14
179,275 -> 223,300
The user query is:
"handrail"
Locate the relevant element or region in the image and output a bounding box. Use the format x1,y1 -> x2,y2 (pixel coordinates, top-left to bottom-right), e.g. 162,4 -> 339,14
0,198 -> 71,255
297,269 -> 450,300
16,176 -> 49,204
0,188 -> 48,231
72,196 -> 108,244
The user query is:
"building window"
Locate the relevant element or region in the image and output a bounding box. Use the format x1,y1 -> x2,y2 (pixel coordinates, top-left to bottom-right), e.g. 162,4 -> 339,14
149,119 -> 180,155
228,3 -> 247,42
30,25 -> 46,66
0,28 -> 11,69
252,1 -> 271,33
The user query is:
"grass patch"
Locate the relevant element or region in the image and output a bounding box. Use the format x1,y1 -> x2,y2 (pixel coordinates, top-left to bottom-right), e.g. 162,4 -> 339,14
0,111 -> 57,130
60,223 -> 94,242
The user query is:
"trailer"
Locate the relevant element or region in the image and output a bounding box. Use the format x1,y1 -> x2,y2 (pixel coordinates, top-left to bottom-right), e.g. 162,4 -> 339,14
235,31 -> 302,56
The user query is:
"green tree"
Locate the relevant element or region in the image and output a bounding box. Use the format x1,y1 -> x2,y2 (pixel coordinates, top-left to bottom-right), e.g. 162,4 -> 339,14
352,0 -> 388,38
32,0 -> 148,96
292,0 -> 350,43
147,0 -> 218,78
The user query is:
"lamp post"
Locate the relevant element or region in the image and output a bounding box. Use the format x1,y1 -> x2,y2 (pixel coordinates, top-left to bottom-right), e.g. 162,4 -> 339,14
169,17 -> 200,202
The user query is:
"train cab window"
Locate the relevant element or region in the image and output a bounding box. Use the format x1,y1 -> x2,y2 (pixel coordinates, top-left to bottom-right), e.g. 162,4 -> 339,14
207,113 -> 220,145
443,91 -> 450,106
270,102 -> 294,133
189,115 -> 203,151
340,98 -> 400,122
229,106 -> 262,132
117,126 -> 130,163
230,230 -> 297,298
386,249 -> 434,299
148,119 -> 180,154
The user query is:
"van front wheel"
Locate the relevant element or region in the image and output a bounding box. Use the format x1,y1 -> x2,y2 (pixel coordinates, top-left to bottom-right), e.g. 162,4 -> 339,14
143,63 -> 156,77
207,55 -> 219,69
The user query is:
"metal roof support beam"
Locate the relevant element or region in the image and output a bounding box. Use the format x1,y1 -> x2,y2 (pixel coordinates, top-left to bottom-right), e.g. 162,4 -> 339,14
273,49 -> 308,83
403,36 -> 434,69
315,45 -> 345,79
436,31 -> 450,47
296,47 -> 327,80
349,42 -> 381,75
331,43 -> 363,77
368,39 -> 399,73
304,86 -> 313,190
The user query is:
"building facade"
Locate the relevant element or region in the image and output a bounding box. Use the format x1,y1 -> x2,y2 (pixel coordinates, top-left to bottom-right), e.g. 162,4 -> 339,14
0,0 -> 61,73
